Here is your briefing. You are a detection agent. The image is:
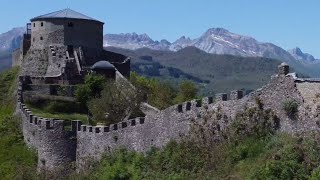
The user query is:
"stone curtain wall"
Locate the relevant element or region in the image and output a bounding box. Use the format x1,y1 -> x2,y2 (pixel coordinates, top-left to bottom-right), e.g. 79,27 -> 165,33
75,95 -> 248,170
17,64 -> 320,172
17,83 -> 78,172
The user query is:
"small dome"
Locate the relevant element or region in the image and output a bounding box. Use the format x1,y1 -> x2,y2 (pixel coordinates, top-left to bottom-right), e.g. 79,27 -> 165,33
91,61 -> 115,70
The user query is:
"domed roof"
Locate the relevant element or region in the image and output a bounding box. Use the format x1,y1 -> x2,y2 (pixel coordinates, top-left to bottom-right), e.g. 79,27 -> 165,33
91,61 -> 115,70
31,8 -> 103,24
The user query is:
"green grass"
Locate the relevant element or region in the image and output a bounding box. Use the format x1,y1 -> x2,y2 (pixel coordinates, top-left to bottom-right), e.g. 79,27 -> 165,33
29,106 -> 88,123
0,67 -> 38,179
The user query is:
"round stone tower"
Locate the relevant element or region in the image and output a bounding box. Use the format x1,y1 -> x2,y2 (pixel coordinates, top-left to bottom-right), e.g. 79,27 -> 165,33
30,8 -> 104,50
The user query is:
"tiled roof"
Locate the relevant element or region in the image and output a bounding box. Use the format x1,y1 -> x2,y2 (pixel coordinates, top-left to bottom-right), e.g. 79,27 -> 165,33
31,8 -> 103,23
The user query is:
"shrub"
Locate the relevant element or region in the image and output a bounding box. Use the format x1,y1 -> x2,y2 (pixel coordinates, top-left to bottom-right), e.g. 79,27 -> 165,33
174,80 -> 198,103
88,81 -> 142,125
75,74 -> 106,106
255,97 -> 264,110
282,100 -> 299,118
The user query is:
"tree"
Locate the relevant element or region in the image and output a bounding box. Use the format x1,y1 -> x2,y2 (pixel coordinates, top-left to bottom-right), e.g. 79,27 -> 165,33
88,80 -> 142,125
130,72 -> 176,110
175,80 -> 198,103
75,74 -> 106,106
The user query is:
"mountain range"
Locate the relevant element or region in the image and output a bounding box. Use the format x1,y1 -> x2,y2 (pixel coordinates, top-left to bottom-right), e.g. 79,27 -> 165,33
105,46 -> 283,94
103,28 -> 319,64
0,27 -> 319,76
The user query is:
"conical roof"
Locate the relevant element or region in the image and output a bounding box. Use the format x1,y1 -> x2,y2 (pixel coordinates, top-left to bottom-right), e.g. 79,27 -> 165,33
31,8 -> 103,24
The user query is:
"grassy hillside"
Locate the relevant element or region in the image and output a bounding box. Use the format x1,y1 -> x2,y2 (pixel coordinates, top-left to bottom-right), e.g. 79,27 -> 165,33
0,67 -> 37,179
0,52 -> 12,72
106,46 -> 284,95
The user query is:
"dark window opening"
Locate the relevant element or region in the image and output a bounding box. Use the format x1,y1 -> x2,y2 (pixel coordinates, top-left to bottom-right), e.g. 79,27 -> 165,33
33,23 -> 35,27
186,102 -> 191,111
40,37 -> 43,40
41,22 -> 43,27
68,22 -> 74,27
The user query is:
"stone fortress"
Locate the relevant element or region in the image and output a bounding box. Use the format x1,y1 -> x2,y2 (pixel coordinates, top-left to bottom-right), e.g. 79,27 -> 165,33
13,8 -> 130,83
13,9 -> 320,173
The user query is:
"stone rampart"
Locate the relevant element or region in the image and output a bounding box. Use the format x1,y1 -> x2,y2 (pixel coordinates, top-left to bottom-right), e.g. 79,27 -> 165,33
17,63 -> 320,172
17,85 -> 78,172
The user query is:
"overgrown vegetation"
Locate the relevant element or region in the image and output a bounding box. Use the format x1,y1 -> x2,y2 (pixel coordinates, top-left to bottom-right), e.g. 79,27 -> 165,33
88,79 -> 143,125
0,67 -> 37,179
282,99 -> 299,118
130,72 -> 198,110
72,102 -> 320,180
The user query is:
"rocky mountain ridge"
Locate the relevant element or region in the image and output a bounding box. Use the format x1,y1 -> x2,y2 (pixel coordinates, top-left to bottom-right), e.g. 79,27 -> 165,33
103,28 -> 319,63
0,27 -> 24,52
1,27 -> 318,63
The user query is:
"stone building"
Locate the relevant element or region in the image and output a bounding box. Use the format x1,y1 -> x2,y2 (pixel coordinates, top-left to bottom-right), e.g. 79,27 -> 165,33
13,8 -> 130,83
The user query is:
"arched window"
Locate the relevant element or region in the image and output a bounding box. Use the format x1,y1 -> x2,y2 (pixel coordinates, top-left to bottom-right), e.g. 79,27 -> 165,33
33,23 -> 35,27
40,37 -> 43,40
41,22 -> 43,27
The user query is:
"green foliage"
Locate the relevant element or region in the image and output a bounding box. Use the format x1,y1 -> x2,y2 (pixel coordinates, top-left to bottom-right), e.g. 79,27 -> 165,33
131,72 -> 176,109
88,80 -> 142,125
174,80 -> 198,103
310,166 -> 320,179
282,99 -> 299,118
231,107 -> 279,139
107,46 -> 284,95
0,68 -> 37,179
27,98 -> 86,114
69,107 -> 320,180
76,74 -> 106,106
131,72 -> 198,110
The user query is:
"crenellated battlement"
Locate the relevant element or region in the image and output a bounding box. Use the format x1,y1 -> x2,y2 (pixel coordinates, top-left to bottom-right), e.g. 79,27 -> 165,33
79,117 -> 145,134
175,90 -> 244,113
18,62 -> 317,173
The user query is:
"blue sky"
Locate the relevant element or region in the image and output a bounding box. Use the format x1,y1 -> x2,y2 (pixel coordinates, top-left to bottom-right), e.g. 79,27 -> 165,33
1,0 -> 319,57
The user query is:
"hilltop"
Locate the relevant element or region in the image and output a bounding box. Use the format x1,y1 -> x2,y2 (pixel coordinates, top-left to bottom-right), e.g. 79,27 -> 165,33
106,46 -> 286,94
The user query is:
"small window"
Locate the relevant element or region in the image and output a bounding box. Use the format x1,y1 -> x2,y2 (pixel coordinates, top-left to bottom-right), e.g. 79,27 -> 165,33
68,22 -> 74,27
33,23 -> 35,27
40,37 -> 43,40
33,38 -> 35,42
41,22 -> 43,27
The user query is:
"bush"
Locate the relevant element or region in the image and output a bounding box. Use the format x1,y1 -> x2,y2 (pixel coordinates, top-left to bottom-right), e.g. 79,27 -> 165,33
88,80 -> 142,125
76,74 -> 106,106
174,80 -> 198,103
282,100 -> 299,118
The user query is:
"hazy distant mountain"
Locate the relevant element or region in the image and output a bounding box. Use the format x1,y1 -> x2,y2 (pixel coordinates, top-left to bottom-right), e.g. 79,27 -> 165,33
103,28 -> 318,65
105,46 -> 284,94
1,26 -> 319,76
288,47 -> 319,62
0,27 -> 24,52
104,33 -> 170,51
